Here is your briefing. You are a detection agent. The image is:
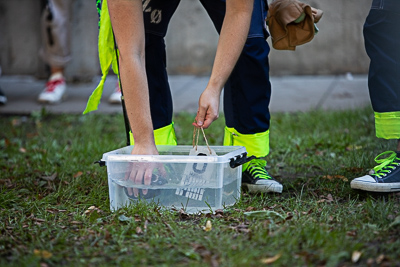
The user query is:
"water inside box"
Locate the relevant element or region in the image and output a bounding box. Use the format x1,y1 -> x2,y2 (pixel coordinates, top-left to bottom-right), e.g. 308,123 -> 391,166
103,145 -> 244,213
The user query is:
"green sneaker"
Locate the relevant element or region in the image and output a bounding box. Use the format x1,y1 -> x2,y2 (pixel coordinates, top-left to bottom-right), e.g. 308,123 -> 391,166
351,151 -> 400,192
242,159 -> 283,193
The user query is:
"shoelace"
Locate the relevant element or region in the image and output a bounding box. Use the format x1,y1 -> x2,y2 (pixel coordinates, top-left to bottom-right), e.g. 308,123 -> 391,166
248,159 -> 272,180
372,151 -> 400,178
45,79 -> 65,93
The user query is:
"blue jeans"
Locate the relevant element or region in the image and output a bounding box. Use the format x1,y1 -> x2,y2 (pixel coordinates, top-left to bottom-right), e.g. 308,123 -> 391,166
364,0 -> 400,113
143,0 -> 271,134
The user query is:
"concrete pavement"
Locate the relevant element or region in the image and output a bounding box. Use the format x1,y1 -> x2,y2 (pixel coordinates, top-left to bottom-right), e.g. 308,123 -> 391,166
0,74 -> 371,115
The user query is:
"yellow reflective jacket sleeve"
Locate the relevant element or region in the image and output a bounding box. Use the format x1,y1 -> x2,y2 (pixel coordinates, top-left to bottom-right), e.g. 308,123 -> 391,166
83,0 -> 118,114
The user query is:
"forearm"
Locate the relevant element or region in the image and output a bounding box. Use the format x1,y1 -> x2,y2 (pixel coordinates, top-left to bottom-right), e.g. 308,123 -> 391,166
108,0 -> 155,147
120,56 -> 155,146
207,0 -> 253,92
194,0 -> 253,128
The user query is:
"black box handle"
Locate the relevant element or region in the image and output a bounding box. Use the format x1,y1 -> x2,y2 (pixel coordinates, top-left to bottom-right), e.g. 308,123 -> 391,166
230,153 -> 256,169
94,160 -> 105,167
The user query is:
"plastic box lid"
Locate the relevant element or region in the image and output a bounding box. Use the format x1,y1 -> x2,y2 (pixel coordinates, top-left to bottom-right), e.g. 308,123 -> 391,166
101,145 -> 248,165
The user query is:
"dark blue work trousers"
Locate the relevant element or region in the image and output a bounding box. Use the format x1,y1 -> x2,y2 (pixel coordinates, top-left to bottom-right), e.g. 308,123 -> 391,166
364,0 -> 400,113
143,0 -> 271,134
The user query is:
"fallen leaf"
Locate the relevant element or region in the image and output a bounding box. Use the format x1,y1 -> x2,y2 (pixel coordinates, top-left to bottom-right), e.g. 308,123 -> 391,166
74,171 -> 83,178
32,218 -> 46,223
260,253 -> 282,264
41,173 -> 57,181
215,209 -> 224,216
315,150 -> 324,156
318,194 -> 334,203
245,206 -> 255,212
302,209 -> 313,215
179,209 -> 190,220
285,214 -> 293,221
346,230 -> 357,237
26,132 -> 38,139
34,249 -> 52,259
352,251 -> 362,263
322,175 -> 348,182
136,226 -> 143,234
367,258 -> 374,265
230,223 -> 250,233
83,205 -> 100,215
41,250 -> 52,259
45,209 -> 57,214
11,118 -> 22,126
376,254 -> 386,264
346,145 -> 363,151
203,220 -> 212,232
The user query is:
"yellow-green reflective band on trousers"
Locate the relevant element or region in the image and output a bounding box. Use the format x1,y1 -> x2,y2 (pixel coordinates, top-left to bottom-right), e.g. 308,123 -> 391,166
129,123 -> 177,146
223,127 -> 270,170
375,111 -> 400,139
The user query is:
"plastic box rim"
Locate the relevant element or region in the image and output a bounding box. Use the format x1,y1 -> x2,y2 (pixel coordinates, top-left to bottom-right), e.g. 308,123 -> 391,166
101,145 -> 247,164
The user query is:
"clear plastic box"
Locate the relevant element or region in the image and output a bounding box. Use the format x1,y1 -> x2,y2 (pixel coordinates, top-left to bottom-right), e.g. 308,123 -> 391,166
100,145 -> 248,214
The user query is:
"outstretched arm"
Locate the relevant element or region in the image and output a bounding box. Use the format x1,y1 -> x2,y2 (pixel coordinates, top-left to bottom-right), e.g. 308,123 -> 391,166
108,0 -> 156,154
108,0 -> 158,195
194,0 -> 254,128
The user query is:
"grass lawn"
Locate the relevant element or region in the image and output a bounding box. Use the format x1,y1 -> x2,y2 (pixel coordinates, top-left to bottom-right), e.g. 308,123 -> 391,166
1,107 -> 399,266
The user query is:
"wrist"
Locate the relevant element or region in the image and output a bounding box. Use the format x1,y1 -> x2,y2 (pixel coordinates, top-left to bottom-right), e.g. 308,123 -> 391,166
205,82 -> 223,95
132,131 -> 155,146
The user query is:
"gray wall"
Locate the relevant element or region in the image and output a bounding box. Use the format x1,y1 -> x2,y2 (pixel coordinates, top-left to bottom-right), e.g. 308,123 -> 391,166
0,0 -> 371,79
0,0 -> 99,80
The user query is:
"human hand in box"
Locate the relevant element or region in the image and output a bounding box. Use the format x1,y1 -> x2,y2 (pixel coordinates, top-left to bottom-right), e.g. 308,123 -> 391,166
124,145 -> 166,198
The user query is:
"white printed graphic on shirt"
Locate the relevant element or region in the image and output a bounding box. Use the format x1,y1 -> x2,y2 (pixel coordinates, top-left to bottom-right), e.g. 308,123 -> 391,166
142,0 -> 162,24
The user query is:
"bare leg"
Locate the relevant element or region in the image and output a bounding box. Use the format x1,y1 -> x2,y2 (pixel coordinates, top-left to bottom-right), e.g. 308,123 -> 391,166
50,66 -> 64,76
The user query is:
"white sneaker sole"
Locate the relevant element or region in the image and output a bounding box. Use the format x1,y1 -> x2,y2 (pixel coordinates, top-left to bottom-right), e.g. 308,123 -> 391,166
243,182 -> 283,193
37,93 -> 67,104
108,96 -> 122,104
0,95 -> 7,105
351,175 -> 400,192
